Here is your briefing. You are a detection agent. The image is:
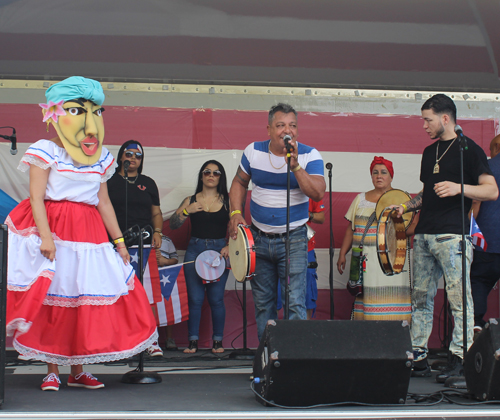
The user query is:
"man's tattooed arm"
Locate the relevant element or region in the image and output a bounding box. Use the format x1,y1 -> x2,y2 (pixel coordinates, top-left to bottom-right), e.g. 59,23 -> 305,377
404,191 -> 423,212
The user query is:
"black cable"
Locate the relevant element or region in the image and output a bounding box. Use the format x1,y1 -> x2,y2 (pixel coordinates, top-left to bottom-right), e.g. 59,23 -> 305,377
251,382 -> 500,409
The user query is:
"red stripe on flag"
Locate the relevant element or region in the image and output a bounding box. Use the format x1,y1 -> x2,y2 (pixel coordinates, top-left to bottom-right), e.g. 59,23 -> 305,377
147,250 -> 163,303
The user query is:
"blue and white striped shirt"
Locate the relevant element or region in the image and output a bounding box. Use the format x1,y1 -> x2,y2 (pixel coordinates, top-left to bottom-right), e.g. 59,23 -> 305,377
240,140 -> 324,233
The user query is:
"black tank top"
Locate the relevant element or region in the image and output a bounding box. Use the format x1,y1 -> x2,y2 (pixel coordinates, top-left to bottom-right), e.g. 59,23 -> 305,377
189,195 -> 229,239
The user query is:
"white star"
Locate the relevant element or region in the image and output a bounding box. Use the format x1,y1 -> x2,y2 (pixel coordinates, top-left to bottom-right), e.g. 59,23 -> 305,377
130,252 -> 139,264
160,273 -> 171,286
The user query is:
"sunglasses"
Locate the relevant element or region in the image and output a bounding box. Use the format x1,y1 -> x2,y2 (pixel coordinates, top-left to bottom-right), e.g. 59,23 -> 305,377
202,169 -> 222,177
124,151 -> 143,159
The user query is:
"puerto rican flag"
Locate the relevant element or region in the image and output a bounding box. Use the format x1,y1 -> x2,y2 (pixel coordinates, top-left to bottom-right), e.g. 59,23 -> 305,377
154,263 -> 189,326
470,213 -> 488,251
128,247 -> 189,326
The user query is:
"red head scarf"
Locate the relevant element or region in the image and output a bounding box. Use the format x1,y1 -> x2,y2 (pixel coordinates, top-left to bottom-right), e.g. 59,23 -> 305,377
370,156 -> 394,178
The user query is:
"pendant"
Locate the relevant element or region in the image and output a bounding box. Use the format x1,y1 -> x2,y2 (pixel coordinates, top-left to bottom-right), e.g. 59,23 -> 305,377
433,163 -> 440,174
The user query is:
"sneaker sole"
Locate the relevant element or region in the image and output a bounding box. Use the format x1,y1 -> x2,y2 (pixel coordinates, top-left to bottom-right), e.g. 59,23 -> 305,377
148,352 -> 163,357
41,386 -> 59,391
67,383 -> 105,389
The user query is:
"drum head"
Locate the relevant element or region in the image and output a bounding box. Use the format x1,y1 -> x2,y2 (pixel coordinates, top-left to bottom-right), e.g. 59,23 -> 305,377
195,250 -> 226,281
229,226 -> 250,282
376,189 -> 414,229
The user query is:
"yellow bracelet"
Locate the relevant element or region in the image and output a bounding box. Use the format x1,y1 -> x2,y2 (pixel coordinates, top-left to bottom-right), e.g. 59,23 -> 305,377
113,237 -> 125,245
154,228 -> 162,234
401,204 -> 408,213
183,208 -> 190,216
292,164 -> 301,173
230,210 -> 242,217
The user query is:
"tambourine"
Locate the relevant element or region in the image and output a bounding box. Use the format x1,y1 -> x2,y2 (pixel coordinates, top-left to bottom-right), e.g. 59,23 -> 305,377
375,189 -> 414,230
376,207 -> 407,275
195,250 -> 226,282
228,225 -> 256,282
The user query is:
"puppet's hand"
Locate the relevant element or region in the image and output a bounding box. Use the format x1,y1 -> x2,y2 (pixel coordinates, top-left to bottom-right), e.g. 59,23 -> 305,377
117,245 -> 130,265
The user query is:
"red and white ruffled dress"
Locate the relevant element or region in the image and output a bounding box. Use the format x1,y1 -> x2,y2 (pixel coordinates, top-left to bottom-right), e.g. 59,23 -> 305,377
5,140 -> 158,365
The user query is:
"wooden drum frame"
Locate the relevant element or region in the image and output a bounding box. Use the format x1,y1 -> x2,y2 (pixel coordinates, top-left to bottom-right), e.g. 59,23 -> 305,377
228,225 -> 256,283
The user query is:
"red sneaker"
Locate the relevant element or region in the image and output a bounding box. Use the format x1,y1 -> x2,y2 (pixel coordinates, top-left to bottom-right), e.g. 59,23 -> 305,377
41,373 -> 61,391
147,341 -> 163,357
67,372 -> 104,389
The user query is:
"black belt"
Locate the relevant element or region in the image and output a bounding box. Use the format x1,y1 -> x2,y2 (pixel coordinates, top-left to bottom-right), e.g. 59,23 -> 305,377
251,223 -> 301,239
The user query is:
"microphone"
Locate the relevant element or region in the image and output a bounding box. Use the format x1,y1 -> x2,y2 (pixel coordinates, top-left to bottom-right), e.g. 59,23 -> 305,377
10,128 -> 17,155
325,162 -> 333,171
123,160 -> 130,175
455,125 -> 468,150
283,135 -> 294,153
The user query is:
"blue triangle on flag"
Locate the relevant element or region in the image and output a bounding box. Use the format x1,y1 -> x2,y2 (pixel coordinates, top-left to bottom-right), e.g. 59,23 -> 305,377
158,264 -> 182,301
128,247 -> 152,277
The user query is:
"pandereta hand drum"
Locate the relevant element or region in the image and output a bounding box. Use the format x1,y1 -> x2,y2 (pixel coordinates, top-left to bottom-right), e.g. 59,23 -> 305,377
195,250 -> 226,282
228,225 -> 256,282
375,189 -> 414,229
376,208 -> 407,275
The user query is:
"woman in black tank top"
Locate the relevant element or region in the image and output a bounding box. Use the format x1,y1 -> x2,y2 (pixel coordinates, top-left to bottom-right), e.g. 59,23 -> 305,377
169,160 -> 230,354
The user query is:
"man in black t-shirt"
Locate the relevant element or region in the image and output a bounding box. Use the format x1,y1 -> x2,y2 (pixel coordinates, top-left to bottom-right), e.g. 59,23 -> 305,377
394,94 -> 498,383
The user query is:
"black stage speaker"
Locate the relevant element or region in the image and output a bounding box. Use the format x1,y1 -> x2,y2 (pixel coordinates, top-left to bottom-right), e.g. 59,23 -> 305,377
0,225 -> 8,408
465,319 -> 500,401
252,320 -> 412,407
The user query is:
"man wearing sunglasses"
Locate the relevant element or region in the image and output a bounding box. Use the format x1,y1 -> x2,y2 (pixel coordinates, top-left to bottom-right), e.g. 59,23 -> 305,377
229,103 -> 325,340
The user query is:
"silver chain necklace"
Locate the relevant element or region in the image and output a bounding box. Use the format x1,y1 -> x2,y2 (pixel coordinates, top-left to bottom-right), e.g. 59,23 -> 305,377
122,174 -> 139,184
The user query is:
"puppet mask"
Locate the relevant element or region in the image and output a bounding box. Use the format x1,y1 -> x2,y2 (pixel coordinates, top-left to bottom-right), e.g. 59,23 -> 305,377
40,76 -> 105,165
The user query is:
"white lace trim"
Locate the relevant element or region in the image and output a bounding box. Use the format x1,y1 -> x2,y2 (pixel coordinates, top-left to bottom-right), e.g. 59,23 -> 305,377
43,281 -> 135,308
358,192 -> 376,210
18,155 -> 50,172
13,330 -> 159,366
7,269 -> 54,292
100,161 -> 117,183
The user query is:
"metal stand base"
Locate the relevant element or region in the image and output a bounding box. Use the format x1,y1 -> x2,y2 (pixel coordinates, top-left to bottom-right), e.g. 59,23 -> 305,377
228,349 -> 255,360
121,369 -> 162,384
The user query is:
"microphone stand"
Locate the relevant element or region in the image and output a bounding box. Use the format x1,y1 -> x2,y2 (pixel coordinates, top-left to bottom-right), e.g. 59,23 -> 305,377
124,164 -> 129,231
122,226 -> 161,384
228,278 -> 255,359
445,134 -> 468,389
326,163 -> 335,319
284,145 -> 292,320
120,164 -> 161,385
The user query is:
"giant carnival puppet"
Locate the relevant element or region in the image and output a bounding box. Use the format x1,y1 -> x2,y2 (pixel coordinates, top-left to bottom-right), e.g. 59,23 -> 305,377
5,76 -> 158,391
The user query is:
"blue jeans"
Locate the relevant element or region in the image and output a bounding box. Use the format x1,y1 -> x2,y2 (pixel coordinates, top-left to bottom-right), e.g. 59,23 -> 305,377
411,234 -> 474,360
251,225 -> 308,340
277,249 -> 318,312
184,237 -> 229,341
470,250 -> 500,327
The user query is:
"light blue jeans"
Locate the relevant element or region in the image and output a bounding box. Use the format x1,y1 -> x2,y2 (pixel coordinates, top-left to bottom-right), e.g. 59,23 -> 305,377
411,234 -> 474,360
184,237 -> 229,341
251,225 -> 308,340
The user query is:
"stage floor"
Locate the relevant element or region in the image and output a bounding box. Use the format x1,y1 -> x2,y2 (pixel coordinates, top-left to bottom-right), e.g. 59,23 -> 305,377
1,349 -> 500,420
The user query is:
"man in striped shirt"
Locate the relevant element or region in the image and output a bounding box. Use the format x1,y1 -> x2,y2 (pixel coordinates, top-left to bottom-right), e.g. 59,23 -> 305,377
229,103 -> 325,339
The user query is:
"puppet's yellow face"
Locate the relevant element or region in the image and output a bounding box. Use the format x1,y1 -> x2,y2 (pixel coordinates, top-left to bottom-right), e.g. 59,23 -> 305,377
46,100 -> 105,165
